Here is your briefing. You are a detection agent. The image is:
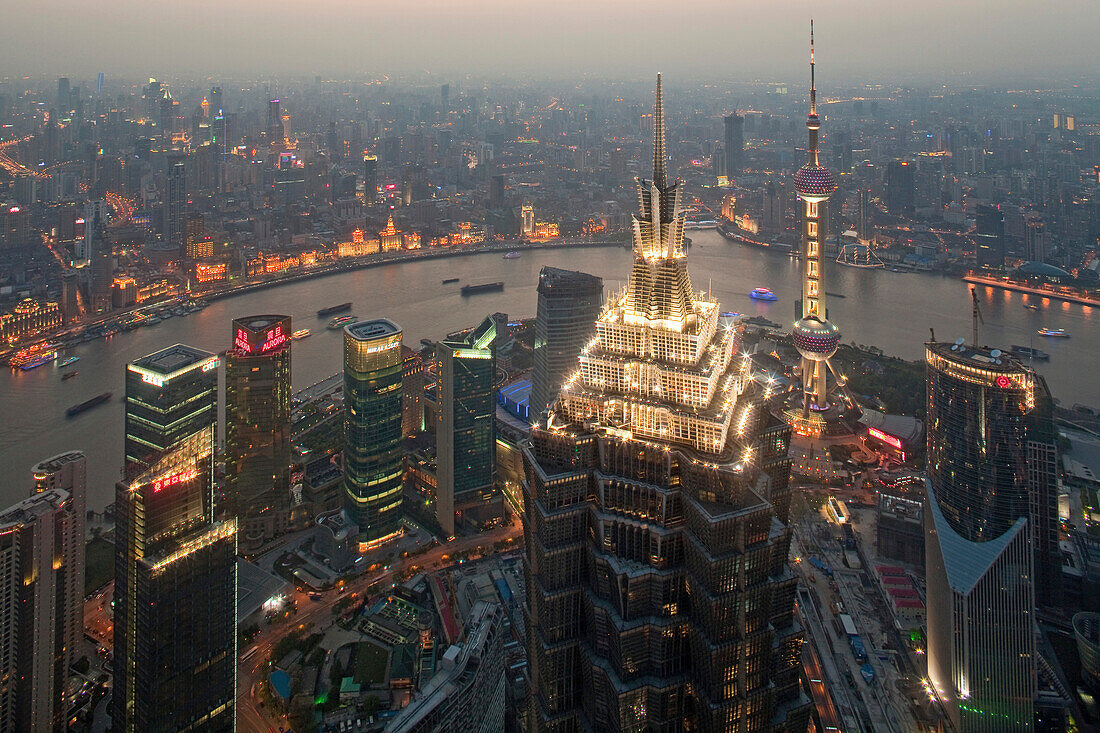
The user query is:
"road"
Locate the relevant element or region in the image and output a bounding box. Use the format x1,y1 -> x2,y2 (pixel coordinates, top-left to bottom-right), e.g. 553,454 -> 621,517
236,517 -> 523,731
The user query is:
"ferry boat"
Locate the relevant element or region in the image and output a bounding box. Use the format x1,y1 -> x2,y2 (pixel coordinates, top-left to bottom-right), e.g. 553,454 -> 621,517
317,302 -> 353,317
61,370 -> 78,380
11,344 -> 59,370
502,251 -> 521,259
1010,345 -> 1050,360
442,277 -> 460,284
327,315 -> 358,330
461,282 -> 504,296
836,243 -> 884,269
58,356 -> 80,368
66,392 -> 112,417
750,288 -> 778,302
292,329 -> 312,340
1037,328 -> 1069,338
685,219 -> 718,230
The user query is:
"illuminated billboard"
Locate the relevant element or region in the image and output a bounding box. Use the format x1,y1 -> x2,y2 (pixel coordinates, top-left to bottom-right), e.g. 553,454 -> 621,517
232,315 -> 292,356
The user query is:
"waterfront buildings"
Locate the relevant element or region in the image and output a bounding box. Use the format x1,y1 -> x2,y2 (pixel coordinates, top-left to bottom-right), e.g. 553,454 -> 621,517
531,266 -> 603,416
0,459 -> 85,732
112,425 -> 237,732
343,319 -> 405,550
0,297 -> 62,343
523,75 -> 810,731
125,344 -> 219,476
924,341 -> 1060,732
437,314 -> 506,536
384,601 -> 507,733
225,315 -> 293,551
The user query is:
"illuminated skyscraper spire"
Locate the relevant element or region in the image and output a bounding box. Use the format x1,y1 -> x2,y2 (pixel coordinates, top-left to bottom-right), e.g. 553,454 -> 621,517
653,73 -> 667,188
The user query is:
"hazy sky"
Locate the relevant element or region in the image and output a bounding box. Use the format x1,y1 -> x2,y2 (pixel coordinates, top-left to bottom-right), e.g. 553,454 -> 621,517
3,0 -> 1098,83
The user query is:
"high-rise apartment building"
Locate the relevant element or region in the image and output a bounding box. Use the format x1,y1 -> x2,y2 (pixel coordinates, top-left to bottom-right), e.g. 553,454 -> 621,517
885,160 -> 915,214
31,450 -> 87,659
723,112 -> 744,177
531,266 -> 603,415
226,315 -> 293,551
125,344 -> 219,476
112,425 -> 237,733
523,75 -> 810,732
363,153 -> 379,202
976,204 -> 1006,269
924,341 -> 1060,732
1024,214 -> 1047,263
763,180 -> 784,232
164,153 -> 187,256
343,319 -> 405,550
0,457 -> 85,733
437,314 -> 506,536
856,186 -> 873,241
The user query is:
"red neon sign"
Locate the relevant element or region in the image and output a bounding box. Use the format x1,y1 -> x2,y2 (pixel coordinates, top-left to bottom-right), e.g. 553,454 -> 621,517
235,325 -> 288,355
995,375 -> 1011,389
153,467 -> 199,492
868,427 -> 903,450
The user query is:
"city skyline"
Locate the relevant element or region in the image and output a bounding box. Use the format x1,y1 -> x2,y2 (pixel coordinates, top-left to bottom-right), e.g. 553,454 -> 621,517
1,9 -> 1099,730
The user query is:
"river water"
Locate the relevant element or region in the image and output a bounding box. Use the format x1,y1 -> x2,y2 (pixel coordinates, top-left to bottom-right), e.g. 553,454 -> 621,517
2,230 -> 1095,510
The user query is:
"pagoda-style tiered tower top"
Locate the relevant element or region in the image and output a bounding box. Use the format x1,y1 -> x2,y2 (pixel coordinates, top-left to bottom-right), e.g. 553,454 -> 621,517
555,75 -> 748,457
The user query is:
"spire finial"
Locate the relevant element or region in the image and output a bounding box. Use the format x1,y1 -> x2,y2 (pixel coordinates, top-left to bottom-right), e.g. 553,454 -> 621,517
653,73 -> 667,188
809,20 -> 817,115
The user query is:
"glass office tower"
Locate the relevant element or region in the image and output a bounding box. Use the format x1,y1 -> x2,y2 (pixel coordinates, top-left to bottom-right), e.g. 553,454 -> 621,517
125,344 -> 218,477
112,425 -> 237,733
343,319 -> 404,550
531,266 -> 603,416
226,314 -> 293,551
438,313 -> 506,536
924,341 -> 1059,732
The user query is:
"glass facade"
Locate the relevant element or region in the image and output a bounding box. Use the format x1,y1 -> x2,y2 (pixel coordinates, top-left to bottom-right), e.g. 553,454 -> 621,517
438,314 -> 505,536
112,426 -> 237,733
924,342 -> 1059,732
343,319 -> 404,548
225,315 -> 293,551
531,267 -> 603,415
125,343 -> 218,478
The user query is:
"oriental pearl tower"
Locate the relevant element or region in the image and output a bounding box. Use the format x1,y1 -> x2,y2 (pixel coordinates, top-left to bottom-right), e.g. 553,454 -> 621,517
789,22 -> 854,433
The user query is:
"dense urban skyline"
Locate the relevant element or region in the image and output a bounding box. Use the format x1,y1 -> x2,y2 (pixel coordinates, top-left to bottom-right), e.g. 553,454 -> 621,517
2,9 -> 1100,731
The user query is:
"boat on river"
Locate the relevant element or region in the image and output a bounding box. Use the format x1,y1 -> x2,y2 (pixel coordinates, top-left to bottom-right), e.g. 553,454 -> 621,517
1038,328 -> 1069,338
750,288 -> 778,302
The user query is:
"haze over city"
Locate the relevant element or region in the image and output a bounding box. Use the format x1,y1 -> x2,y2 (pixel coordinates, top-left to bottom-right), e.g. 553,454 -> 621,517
3,0 -> 1100,81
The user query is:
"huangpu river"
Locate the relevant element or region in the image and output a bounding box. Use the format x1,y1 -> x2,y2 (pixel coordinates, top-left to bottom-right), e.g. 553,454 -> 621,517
2,230 -> 1096,509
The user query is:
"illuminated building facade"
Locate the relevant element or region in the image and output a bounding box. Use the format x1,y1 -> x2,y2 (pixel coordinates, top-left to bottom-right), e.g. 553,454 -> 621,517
226,315 -> 293,551
788,25 -> 852,435
112,426 -> 237,733
0,472 -> 84,732
438,314 -> 506,536
125,344 -> 219,476
523,76 -> 810,732
343,319 -> 405,550
924,341 -> 1060,732
0,298 -> 62,343
531,266 -> 603,416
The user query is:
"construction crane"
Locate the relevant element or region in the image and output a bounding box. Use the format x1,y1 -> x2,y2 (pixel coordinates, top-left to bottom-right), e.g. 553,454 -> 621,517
970,287 -> 984,346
